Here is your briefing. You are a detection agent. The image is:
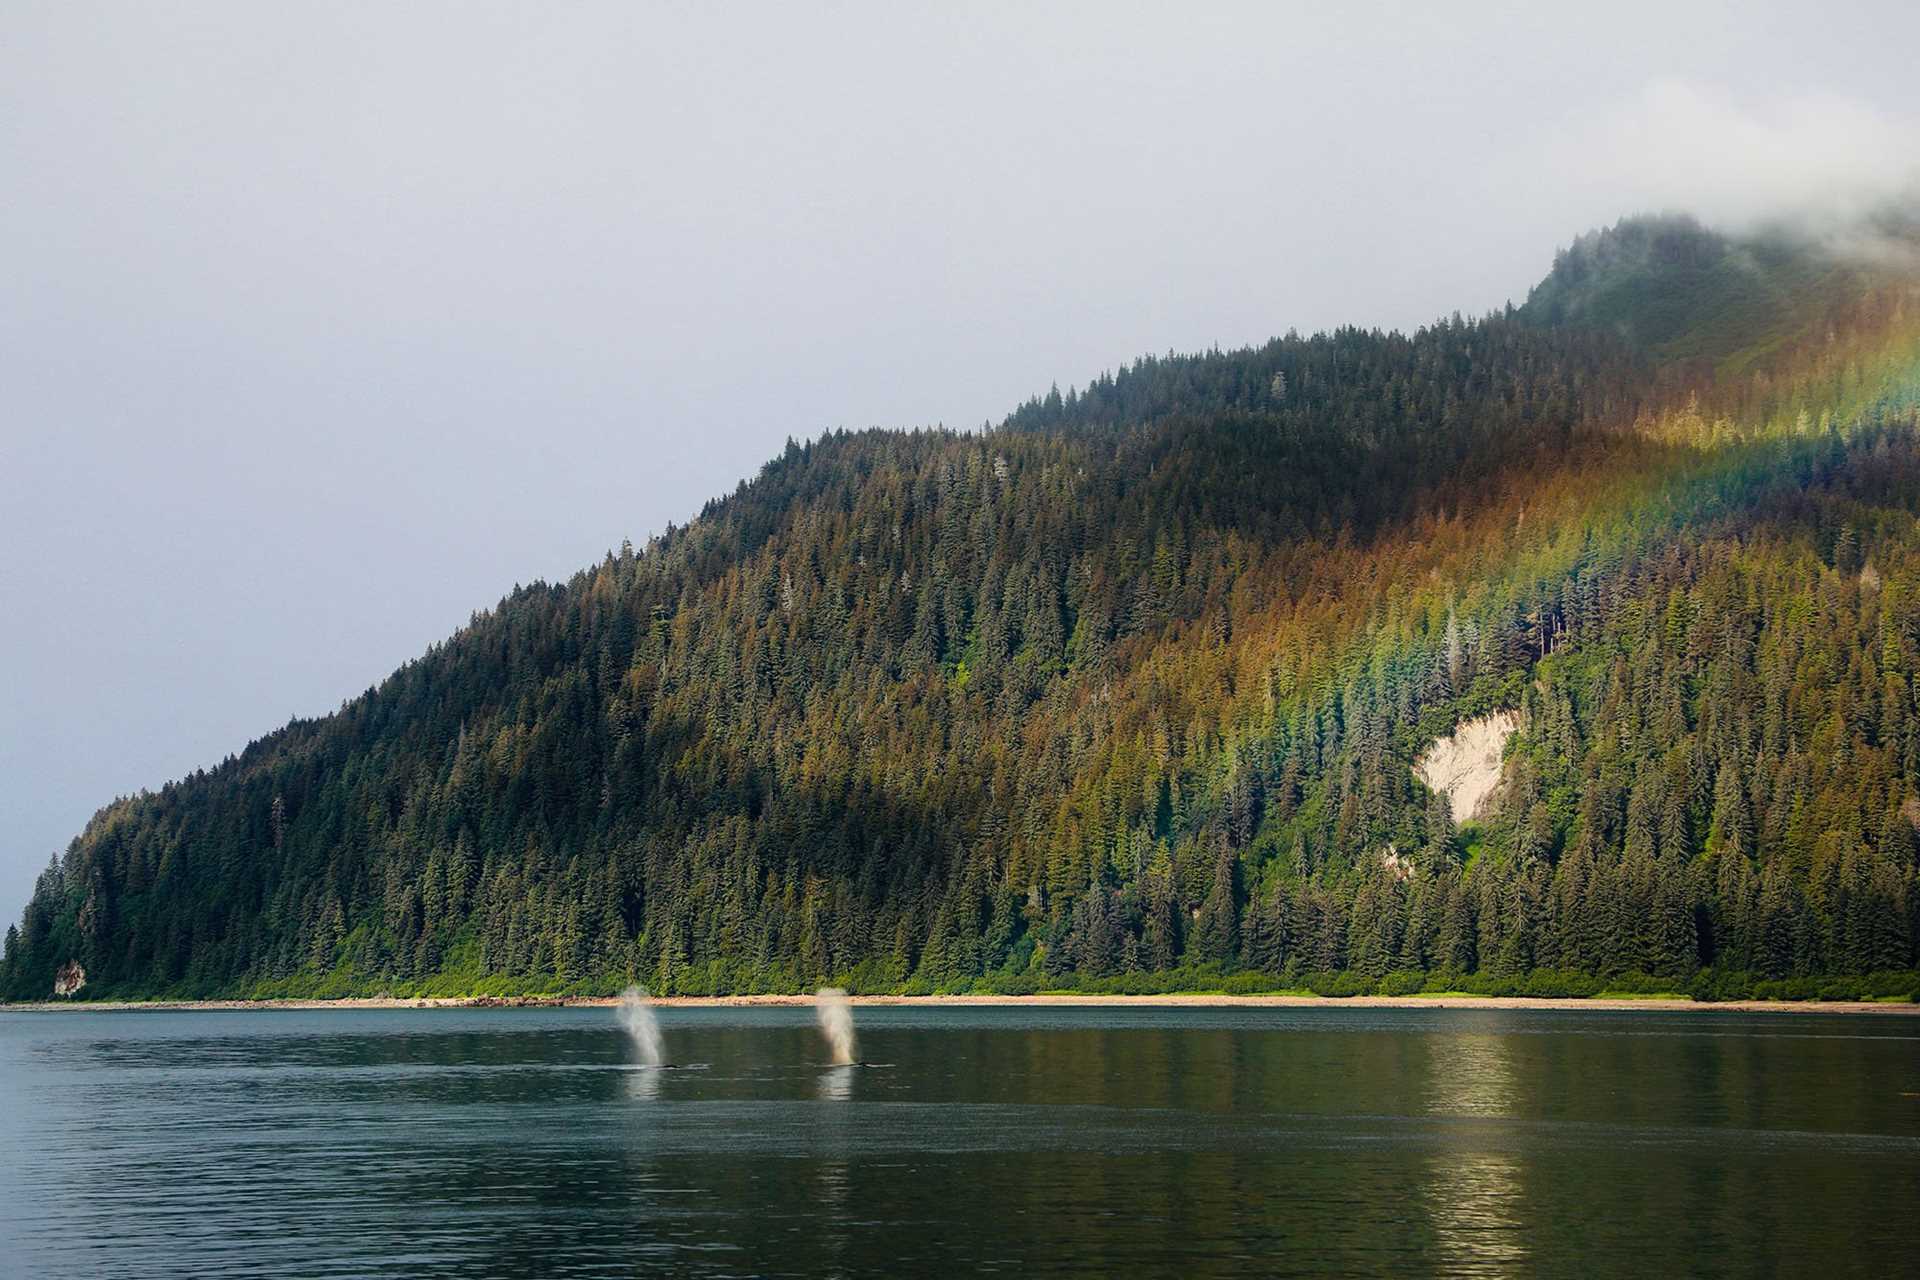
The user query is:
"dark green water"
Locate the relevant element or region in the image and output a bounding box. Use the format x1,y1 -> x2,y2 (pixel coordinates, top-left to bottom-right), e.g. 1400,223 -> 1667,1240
2,1005 -> 1917,1277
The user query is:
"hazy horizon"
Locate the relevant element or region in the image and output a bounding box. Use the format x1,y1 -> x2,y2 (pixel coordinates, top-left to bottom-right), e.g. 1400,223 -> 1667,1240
6,1 -> 1920,922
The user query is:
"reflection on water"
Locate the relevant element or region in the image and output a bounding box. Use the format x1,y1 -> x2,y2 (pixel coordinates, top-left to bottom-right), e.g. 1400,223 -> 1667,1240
1426,1149 -> 1531,1277
816,1159 -> 852,1273
1,1006 -> 1917,1278
1427,1032 -> 1519,1117
1423,1032 -> 1529,1276
818,1064 -> 854,1102
626,1066 -> 662,1102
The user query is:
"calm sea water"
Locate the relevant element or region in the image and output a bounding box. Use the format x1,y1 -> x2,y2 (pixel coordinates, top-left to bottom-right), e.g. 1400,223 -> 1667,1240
2,1004 -> 1917,1277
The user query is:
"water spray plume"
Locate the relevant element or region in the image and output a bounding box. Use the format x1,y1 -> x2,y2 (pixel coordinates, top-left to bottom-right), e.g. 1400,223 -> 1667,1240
815,987 -> 857,1066
617,985 -> 665,1068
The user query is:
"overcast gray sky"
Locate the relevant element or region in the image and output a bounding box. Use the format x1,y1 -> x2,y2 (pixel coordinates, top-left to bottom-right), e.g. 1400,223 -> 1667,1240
4,1 -> 1919,922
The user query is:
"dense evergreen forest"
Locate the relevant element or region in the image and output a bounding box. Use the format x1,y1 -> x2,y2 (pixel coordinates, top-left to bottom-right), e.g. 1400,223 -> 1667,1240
9,210 -> 1920,1002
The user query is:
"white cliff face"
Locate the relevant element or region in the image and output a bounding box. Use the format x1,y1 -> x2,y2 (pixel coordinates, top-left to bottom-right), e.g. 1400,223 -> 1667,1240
1414,711 -> 1521,825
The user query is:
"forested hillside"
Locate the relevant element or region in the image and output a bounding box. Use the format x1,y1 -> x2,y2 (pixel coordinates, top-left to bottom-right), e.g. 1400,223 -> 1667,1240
9,211 -> 1920,1002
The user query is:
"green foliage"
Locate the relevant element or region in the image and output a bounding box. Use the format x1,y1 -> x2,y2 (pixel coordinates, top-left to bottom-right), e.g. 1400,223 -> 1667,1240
1378,969 -> 1426,996
1302,971 -> 1376,998
1522,213 -> 1876,377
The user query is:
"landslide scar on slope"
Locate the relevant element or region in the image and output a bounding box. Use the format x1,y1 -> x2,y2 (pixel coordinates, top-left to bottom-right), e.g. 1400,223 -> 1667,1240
1414,711 -> 1522,825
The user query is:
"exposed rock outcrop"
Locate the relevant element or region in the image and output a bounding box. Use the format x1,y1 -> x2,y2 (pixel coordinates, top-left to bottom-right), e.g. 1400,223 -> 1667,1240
1414,711 -> 1521,825
52,960 -> 86,998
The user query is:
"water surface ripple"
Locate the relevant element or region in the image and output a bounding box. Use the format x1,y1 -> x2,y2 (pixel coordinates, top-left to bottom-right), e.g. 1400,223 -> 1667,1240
3,1005 -> 1916,1276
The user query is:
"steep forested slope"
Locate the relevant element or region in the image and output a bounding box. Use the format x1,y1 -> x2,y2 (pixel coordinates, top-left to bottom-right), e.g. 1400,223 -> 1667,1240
8,211 -> 1920,1001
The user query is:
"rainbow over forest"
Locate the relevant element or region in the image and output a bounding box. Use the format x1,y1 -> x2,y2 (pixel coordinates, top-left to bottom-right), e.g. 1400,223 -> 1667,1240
9,207 -> 1920,1004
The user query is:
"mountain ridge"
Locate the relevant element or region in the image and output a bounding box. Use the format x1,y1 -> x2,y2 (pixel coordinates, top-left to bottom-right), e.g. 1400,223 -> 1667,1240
8,208 -> 1920,1003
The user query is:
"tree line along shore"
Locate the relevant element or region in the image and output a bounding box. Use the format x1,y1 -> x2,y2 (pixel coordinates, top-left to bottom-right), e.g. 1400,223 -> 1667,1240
7,990 -> 1918,1015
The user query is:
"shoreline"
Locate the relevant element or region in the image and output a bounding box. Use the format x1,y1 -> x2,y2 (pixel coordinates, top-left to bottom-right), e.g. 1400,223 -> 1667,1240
5,992 -> 1917,1015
